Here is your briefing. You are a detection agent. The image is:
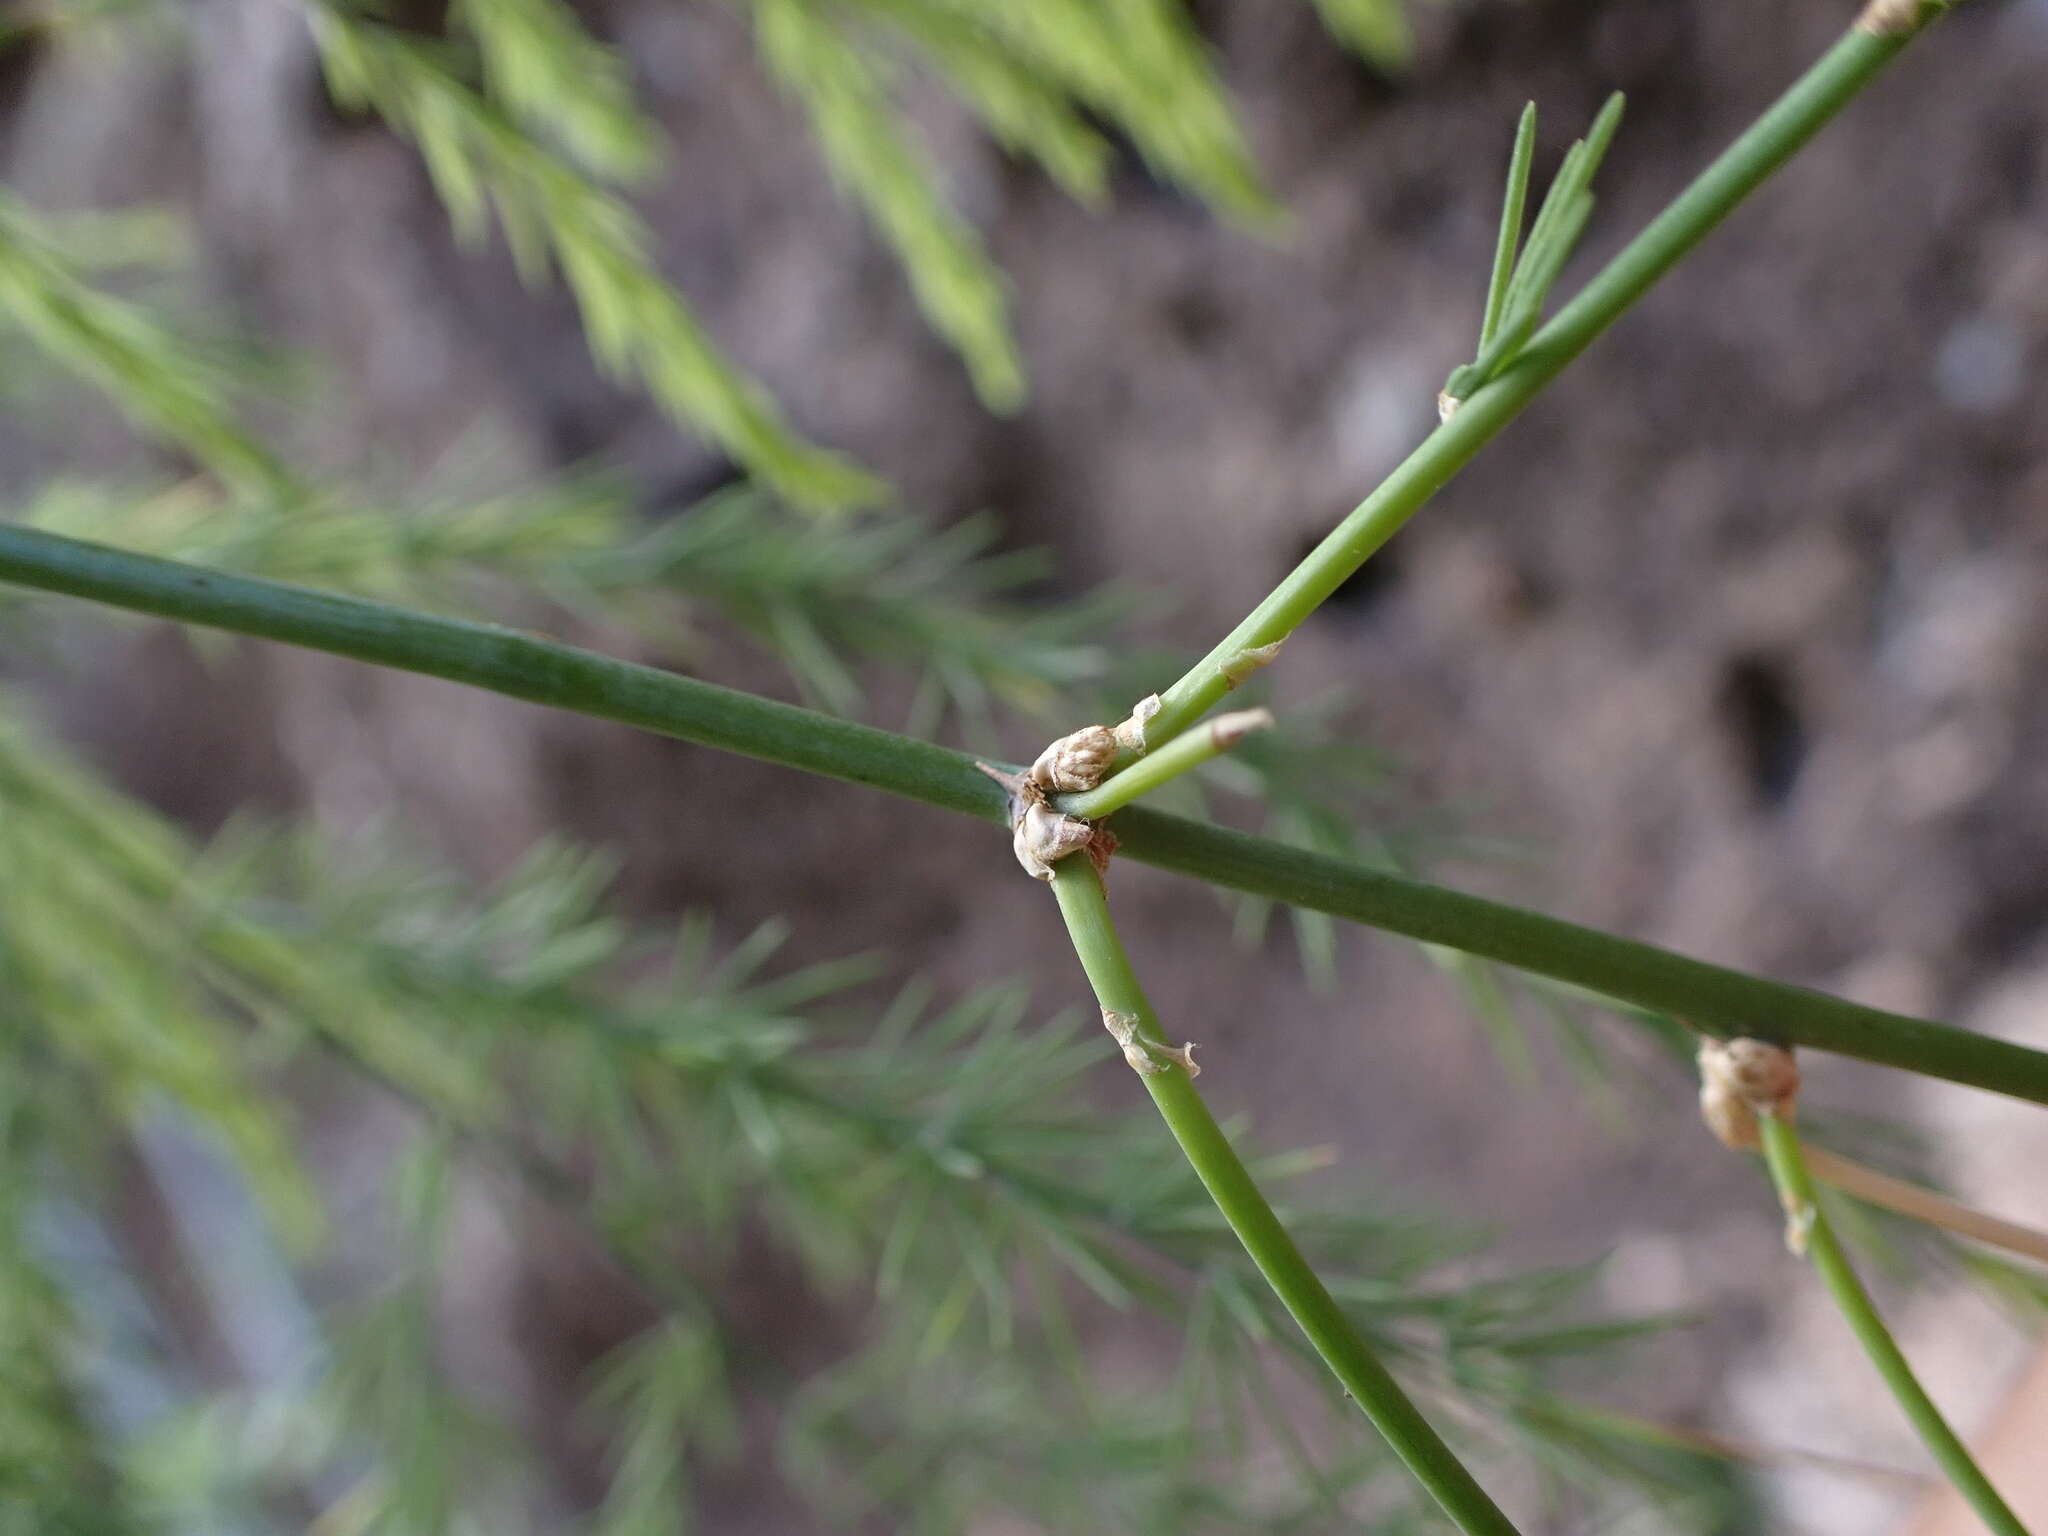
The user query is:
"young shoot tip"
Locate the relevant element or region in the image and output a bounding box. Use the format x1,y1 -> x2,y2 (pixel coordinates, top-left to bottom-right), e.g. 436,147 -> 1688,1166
1585,91 -> 1626,166
1461,90 -> 1624,402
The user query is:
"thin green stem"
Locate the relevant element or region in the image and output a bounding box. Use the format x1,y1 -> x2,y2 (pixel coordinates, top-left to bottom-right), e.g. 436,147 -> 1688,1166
1057,706 -> 1271,820
0,523 -> 995,818
1047,859 -> 1522,1536
1138,19 -> 1931,754
1755,1112 -> 2029,1536
1802,1145 -> 2048,1267
1106,809 -> 2048,1104
6,522 -> 2048,1106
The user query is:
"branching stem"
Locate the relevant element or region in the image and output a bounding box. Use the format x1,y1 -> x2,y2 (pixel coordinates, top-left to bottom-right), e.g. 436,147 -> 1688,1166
1756,1111 -> 2029,1536
0,5 -> 2007,1532
7,522 -> 2048,1105
1135,21 -> 1931,756
1047,859 -> 1522,1536
1056,706 -> 1271,820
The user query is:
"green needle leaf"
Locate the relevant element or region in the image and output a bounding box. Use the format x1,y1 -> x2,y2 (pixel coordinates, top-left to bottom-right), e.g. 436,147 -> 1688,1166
1478,103 -> 1538,352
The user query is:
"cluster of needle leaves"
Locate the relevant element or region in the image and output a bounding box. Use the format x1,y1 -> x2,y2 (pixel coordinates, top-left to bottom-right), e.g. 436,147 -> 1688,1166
1440,96 -> 1626,415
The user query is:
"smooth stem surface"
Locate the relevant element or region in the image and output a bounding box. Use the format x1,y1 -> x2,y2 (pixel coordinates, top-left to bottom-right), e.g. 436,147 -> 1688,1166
1057,707 -> 1271,820
1757,1113 -> 2030,1536
1140,21 -> 1924,752
1048,860 -> 1522,1536
1110,806 -> 2048,1105
9,523 -> 2048,1105
1804,1146 -> 2048,1267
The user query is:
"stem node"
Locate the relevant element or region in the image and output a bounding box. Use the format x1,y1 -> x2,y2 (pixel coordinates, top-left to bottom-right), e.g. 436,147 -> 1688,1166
1221,641 -> 1284,689
1059,706 -> 1276,820
976,759 -> 1102,880
1697,1036 -> 1801,1150
1101,1008 -> 1199,1078
1858,0 -> 1941,38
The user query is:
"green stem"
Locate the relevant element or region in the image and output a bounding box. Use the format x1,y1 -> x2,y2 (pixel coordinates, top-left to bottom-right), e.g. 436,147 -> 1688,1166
0,523 -> 996,819
1139,19 -> 1929,754
1106,808 -> 2048,1105
1756,1112 -> 2029,1536
1057,706 -> 1271,820
6,522 -> 2048,1106
1047,859 -> 1522,1536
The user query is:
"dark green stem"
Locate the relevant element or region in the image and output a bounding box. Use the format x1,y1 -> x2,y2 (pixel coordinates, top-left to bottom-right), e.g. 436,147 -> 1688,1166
1107,810 -> 2048,1104
1756,1112 -> 2029,1536
1048,859 -> 1522,1536
6,521 -> 2048,1106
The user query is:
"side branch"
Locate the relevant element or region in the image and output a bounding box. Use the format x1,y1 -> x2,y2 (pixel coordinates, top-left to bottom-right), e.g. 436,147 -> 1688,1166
1137,22 -> 1929,753
1048,860 -> 1524,1536
5,523 -> 2047,1106
1756,1111 -> 2029,1536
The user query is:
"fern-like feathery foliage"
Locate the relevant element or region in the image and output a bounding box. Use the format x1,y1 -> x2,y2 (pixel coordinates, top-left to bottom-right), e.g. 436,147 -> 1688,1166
453,0 -> 659,182
0,696 -> 1744,1532
307,2 -> 884,511
0,192 -> 289,495
751,0 -> 1025,409
6,0 -> 1417,512
0,177 -> 1115,731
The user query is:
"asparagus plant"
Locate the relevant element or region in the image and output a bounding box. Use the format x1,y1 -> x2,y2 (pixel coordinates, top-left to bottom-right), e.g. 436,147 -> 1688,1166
0,0 -> 2036,1530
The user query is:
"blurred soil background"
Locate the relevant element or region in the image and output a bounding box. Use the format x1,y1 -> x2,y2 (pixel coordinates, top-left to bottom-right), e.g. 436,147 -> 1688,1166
4,0 -> 2047,1528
